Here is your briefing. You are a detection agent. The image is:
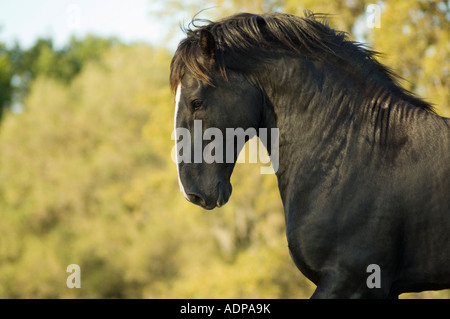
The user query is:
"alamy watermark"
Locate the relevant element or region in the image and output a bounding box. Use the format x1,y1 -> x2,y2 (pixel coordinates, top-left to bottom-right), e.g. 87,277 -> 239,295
66,4 -> 82,30
366,4 -> 382,29
366,264 -> 381,289
66,264 -> 81,288
171,120 -> 279,174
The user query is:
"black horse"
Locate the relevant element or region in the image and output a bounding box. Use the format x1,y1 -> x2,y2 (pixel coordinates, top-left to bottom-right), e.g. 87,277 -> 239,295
170,12 -> 450,298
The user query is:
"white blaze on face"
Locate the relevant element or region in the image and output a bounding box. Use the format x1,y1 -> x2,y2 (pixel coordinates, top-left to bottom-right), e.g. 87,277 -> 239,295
174,84 -> 189,199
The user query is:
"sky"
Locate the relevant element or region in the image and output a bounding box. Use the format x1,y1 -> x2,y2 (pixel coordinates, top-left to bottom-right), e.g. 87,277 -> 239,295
0,0 -> 380,52
0,0 -> 180,49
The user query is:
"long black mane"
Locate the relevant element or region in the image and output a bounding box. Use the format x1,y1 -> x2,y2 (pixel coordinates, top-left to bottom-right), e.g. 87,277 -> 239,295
170,12 -> 433,113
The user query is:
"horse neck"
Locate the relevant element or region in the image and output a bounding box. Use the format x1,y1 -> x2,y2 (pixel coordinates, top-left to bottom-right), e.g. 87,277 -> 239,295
256,55 -> 363,164
253,54 -> 436,211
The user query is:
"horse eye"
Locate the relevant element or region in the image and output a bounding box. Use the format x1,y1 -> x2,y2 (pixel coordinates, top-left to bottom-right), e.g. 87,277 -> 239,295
191,100 -> 203,111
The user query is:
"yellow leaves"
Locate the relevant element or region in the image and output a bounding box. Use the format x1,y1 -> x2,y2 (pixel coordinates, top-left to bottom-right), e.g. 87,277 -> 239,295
156,241 -> 315,298
371,0 -> 450,116
0,235 -> 66,298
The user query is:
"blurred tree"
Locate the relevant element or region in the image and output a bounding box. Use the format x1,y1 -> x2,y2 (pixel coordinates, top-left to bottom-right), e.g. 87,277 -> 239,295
370,0 -> 450,116
0,40 -> 13,121
0,44 -> 184,297
0,35 -> 120,123
11,35 -> 119,82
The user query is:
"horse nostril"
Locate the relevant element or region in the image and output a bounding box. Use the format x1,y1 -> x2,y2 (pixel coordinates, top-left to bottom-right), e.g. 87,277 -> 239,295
186,193 -> 206,206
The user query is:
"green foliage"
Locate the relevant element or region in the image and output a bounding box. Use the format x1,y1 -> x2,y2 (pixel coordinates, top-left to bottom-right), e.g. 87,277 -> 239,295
0,42 -> 13,120
11,35 -> 120,82
0,35 -> 119,120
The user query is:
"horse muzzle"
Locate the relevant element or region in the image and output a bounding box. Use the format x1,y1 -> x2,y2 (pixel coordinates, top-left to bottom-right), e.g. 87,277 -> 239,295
186,181 -> 232,210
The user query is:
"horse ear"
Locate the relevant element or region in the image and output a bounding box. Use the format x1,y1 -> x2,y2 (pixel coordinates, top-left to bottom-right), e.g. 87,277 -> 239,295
199,29 -> 215,60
